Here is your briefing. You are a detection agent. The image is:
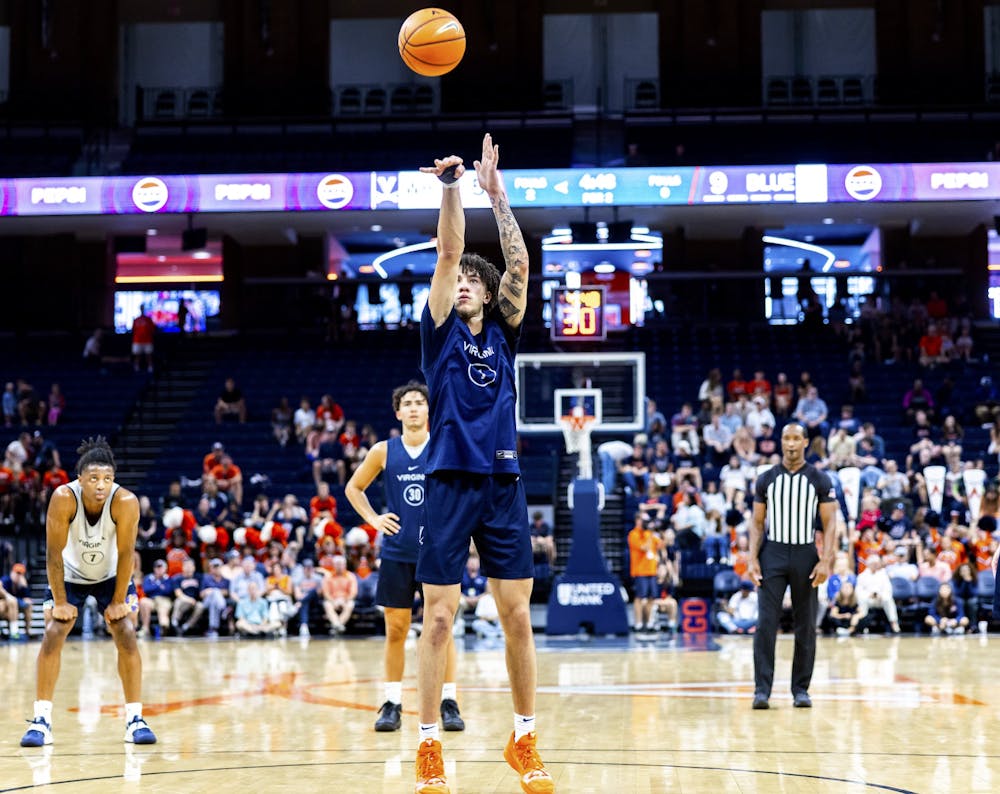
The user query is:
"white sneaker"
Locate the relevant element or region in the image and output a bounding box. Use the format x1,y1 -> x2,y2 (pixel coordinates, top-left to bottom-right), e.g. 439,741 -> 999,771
299,623 -> 310,637
836,627 -> 850,636
979,620 -> 988,634
955,626 -> 965,635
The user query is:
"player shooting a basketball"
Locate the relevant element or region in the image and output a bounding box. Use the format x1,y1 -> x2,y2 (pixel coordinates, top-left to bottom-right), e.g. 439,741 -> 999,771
20,437 -> 156,748
414,134 -> 554,793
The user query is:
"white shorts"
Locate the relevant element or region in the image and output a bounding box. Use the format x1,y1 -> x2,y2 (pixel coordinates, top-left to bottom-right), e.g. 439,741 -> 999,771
132,343 -> 153,355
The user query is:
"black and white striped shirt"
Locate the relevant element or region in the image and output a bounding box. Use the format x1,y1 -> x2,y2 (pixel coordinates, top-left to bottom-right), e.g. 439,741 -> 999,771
753,464 -> 835,545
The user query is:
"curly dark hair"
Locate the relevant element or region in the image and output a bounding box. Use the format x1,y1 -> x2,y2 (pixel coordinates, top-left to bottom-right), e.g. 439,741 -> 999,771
392,381 -> 429,412
460,252 -> 501,315
76,436 -> 116,475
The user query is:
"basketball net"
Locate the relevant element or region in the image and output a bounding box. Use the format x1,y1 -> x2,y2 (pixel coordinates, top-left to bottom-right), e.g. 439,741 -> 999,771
560,410 -> 596,480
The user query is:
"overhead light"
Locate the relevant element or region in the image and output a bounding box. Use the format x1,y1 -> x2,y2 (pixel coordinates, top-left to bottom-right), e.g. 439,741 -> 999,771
371,240 -> 435,279
804,235 -> 815,242
551,227 -> 571,236
762,235 -> 836,272
157,255 -> 166,262
192,251 -> 212,259
594,262 -> 616,274
822,217 -> 834,225
370,224 -> 382,232
146,228 -> 158,236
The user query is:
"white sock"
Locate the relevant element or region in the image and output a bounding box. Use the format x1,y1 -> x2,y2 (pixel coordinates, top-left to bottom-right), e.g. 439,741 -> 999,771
34,700 -> 53,723
419,722 -> 440,743
441,682 -> 456,702
385,681 -> 402,705
125,703 -> 143,723
514,713 -> 535,741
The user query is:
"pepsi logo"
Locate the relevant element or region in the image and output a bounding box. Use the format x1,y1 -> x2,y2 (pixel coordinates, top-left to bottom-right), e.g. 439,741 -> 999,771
316,174 -> 354,210
131,177 -> 169,212
844,166 -> 882,201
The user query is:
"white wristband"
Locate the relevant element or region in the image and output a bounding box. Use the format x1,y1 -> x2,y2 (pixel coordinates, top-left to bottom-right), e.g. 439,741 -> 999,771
441,180 -> 460,189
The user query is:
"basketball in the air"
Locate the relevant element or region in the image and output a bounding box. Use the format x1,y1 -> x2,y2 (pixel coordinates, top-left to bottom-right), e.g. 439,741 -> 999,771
398,8 -> 466,77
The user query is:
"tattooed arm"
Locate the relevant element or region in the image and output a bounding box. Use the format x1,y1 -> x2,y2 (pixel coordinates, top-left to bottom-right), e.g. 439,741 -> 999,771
474,133 -> 529,330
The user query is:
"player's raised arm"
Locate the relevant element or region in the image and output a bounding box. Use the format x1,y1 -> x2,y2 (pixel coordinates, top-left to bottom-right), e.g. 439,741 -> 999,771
475,133 -> 528,330
45,486 -> 77,622
345,441 -> 400,536
421,154 -> 466,327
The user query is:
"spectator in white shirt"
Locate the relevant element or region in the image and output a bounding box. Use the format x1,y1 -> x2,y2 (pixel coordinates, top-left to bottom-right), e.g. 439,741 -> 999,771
883,544 -> 919,582
293,397 -> 316,443
744,396 -> 776,439
717,581 -> 759,634
852,554 -> 901,634
702,412 -> 734,468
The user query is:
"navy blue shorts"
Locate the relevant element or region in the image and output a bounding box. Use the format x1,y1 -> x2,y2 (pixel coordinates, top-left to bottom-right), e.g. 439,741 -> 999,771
633,575 -> 658,600
376,558 -> 422,609
417,472 -> 533,586
44,578 -> 139,616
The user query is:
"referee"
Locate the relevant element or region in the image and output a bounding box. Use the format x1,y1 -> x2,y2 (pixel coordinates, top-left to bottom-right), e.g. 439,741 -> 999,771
748,422 -> 837,710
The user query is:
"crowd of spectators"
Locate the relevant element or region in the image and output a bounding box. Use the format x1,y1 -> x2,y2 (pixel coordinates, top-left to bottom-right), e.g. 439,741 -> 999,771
0,431 -> 68,529
601,292 -> 999,636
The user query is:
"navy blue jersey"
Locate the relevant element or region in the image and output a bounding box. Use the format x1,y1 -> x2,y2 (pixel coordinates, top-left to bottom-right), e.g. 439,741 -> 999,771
420,304 -> 520,475
381,436 -> 429,563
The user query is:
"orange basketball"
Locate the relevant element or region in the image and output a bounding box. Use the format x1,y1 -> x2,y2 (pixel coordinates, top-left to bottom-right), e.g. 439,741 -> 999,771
398,8 -> 466,77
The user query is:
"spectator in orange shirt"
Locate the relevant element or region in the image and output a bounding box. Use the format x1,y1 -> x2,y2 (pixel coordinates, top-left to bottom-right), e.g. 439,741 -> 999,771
310,481 -> 338,523
203,442 -> 225,474
853,526 -> 883,573
628,517 -> 662,631
316,535 -> 341,570
41,461 -> 69,507
726,368 -> 747,402
747,370 -> 772,403
918,324 -> 948,369
936,525 -> 968,572
339,420 -> 366,476
973,517 -> 998,571
165,527 -> 194,576
316,394 -> 345,435
210,454 -> 243,509
322,555 -> 357,634
131,307 -> 156,373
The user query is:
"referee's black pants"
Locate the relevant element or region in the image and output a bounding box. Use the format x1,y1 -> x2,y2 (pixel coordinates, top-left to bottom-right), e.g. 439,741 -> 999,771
753,540 -> 819,699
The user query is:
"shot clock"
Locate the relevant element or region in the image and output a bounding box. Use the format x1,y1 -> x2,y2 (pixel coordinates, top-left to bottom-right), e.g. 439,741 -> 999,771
550,285 -> 607,341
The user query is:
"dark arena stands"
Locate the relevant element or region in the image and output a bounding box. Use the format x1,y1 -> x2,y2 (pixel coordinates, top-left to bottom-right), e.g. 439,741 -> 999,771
2,2 -> 1000,790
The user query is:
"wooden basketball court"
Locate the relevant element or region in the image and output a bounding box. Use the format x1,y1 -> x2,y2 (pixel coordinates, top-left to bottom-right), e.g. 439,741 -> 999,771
0,632 -> 993,793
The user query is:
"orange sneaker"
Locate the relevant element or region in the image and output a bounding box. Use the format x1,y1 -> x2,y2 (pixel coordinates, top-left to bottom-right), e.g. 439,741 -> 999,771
415,738 -> 449,794
503,731 -> 555,793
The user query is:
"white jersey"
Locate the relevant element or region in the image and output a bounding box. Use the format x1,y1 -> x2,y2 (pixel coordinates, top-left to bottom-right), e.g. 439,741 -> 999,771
63,480 -> 121,584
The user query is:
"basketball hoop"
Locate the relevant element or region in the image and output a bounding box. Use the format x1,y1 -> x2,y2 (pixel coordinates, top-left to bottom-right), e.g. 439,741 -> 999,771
560,411 -> 596,480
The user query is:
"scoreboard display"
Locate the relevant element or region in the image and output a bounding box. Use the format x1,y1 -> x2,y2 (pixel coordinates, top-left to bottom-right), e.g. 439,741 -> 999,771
551,286 -> 607,341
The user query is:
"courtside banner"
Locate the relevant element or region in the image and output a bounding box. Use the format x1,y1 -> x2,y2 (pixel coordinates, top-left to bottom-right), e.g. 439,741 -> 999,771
5,161 -> 1000,215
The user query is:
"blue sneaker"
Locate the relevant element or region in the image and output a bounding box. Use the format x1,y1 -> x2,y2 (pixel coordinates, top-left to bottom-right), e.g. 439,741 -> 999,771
124,716 -> 157,744
20,717 -> 53,747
